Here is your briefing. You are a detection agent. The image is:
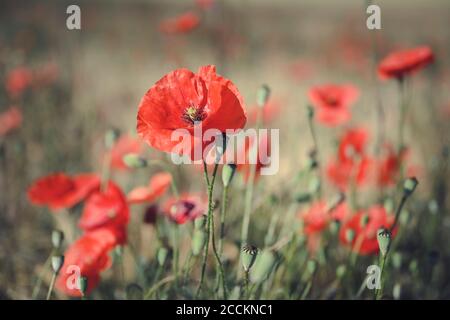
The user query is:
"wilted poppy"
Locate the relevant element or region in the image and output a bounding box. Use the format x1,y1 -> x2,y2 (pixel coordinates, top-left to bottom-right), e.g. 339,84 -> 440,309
78,181 -> 129,238
159,11 -> 200,35
378,46 -> 434,80
127,172 -> 172,204
0,107 -> 22,137
56,227 -> 120,297
109,134 -> 143,171
137,65 -> 246,160
162,193 -> 207,224
5,67 -> 33,98
27,173 -> 100,211
339,205 -> 396,255
308,84 -> 359,126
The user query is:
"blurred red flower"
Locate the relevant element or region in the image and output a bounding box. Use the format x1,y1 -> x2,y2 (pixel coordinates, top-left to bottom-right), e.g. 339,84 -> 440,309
137,65 -> 246,160
27,173 -> 100,211
376,145 -> 405,186
127,172 -> 172,204
236,131 -> 271,183
56,227 -> 120,297
5,67 -> 33,98
339,205 -> 396,255
78,181 -> 129,242
162,193 -> 207,224
0,106 -> 22,137
159,11 -> 200,35
378,46 -> 434,80
288,60 -> 314,83
326,128 -> 373,190
308,84 -> 359,126
247,98 -> 283,125
299,200 -> 349,235
109,134 -> 143,171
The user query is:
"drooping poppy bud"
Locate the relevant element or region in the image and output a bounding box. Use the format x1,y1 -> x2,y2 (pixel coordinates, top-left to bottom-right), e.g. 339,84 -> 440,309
256,84 -> 271,108
157,247 -> 169,267
51,255 -> 64,274
194,215 -> 207,230
222,163 -> 237,188
123,153 -> 148,169
191,229 -> 207,256
79,276 -> 89,297
104,128 -> 120,149
51,230 -> 64,249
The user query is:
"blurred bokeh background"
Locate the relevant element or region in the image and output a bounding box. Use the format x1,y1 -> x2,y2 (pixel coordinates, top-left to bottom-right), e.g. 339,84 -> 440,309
0,0 -> 449,299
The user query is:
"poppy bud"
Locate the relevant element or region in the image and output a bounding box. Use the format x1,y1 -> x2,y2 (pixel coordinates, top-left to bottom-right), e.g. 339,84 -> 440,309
222,163 -> 237,188
250,249 -> 276,284
360,214 -> 370,227
241,244 -> 258,272
194,215 -> 207,230
51,229 -> 64,249
157,247 -> 169,266
256,84 -> 271,108
104,128 -> 120,149
79,276 -> 88,296
51,255 -> 64,274
308,176 -> 321,194
191,229 -> 207,256
123,153 -> 148,168
214,133 -> 228,163
377,228 -> 391,256
403,177 -> 418,197
345,229 -> 355,243
336,264 -> 346,279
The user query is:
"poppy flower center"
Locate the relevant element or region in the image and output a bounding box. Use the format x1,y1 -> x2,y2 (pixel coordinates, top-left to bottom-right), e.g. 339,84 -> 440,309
182,105 -> 206,125
325,95 -> 339,106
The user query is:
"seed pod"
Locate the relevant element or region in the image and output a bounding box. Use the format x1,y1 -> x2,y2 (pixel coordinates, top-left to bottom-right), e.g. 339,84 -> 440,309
194,215 -> 207,230
122,153 -> 148,168
403,177 -> 418,196
79,276 -> 89,296
191,230 -> 207,256
51,230 -> 64,249
157,247 -> 169,266
241,244 -> 258,272
345,229 -> 355,242
377,228 -> 391,256
250,249 -> 276,284
360,214 -> 370,227
222,163 -> 237,188
256,84 -> 271,108
336,264 -> 346,278
51,255 -> 64,274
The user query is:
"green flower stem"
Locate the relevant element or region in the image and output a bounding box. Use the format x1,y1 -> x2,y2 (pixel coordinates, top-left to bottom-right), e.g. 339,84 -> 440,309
375,253 -> 388,300
214,185 -> 229,293
32,249 -> 54,299
45,272 -> 57,300
397,77 -> 407,155
196,161 -> 220,298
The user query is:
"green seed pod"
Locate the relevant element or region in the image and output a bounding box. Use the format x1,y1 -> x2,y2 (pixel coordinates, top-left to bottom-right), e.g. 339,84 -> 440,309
308,176 -> 321,194
403,177 -> 418,196
377,228 -> 391,256
194,215 -> 207,230
51,255 -> 64,274
104,128 -> 120,149
126,283 -> 144,300
122,153 -> 148,168
360,214 -> 370,227
241,245 -> 258,272
345,229 -> 355,242
250,249 -> 276,284
336,264 -> 346,278
256,84 -> 271,108
191,230 -> 207,256
157,247 -> 169,266
79,276 -> 89,296
222,163 -> 237,188
51,229 -> 64,249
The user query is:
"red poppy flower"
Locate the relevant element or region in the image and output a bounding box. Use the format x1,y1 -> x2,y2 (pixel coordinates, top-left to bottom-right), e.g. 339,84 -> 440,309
339,205 -> 396,255
5,67 -> 33,98
109,134 -> 143,171
0,106 -> 22,137
288,60 -> 314,83
308,84 -> 359,126
326,128 -> 373,190
299,200 -> 349,235
137,65 -> 246,160
236,131 -> 271,183
27,173 -> 100,211
56,227 -> 119,297
127,172 -> 172,204
376,145 -> 406,186
159,11 -> 200,35
162,193 -> 207,224
378,46 -> 434,80
78,181 -> 129,238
